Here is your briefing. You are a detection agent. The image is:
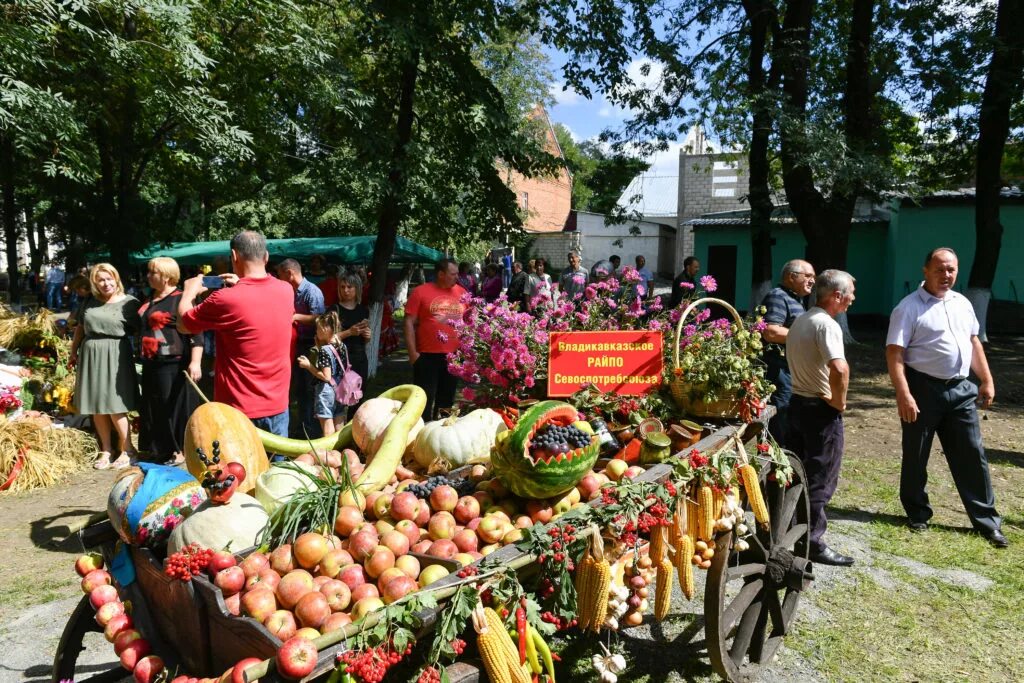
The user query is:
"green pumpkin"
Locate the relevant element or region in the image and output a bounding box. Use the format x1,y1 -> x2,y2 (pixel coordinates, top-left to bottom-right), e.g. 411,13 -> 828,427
491,400 -> 600,499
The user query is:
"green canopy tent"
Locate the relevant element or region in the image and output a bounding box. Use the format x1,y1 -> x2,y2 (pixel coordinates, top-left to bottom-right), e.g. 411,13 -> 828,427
128,235 -> 445,266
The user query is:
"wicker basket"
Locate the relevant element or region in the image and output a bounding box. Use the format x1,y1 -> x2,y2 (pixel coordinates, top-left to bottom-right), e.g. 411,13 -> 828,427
669,297 -> 745,419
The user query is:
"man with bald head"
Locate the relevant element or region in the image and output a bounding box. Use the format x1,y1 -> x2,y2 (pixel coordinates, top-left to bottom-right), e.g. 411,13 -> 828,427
886,247 -> 1006,548
759,259 -> 816,446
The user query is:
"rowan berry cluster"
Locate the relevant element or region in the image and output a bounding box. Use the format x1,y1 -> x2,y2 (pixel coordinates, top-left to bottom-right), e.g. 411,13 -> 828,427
540,611 -> 577,631
416,667 -> 442,683
340,642 -> 413,683
164,544 -> 213,580
450,638 -> 466,655
456,566 -> 478,578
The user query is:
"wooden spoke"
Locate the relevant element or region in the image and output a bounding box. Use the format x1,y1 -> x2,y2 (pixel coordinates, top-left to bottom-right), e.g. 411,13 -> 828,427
727,563 -> 767,581
729,590 -> 766,663
778,522 -> 809,550
722,578 -> 763,635
773,483 -> 805,540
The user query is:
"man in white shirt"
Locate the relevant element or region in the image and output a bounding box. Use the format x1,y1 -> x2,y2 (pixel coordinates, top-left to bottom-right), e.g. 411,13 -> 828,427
786,269 -> 856,566
886,247 -> 1006,548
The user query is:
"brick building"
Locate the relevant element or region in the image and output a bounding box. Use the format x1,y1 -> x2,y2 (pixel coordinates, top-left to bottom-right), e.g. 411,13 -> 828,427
503,106 -> 573,234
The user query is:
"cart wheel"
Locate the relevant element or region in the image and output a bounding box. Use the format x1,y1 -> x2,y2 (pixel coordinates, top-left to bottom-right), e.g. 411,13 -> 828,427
52,594 -> 126,683
705,454 -> 814,683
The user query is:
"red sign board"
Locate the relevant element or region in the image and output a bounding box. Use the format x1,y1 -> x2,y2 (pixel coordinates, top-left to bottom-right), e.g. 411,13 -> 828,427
547,330 -> 664,397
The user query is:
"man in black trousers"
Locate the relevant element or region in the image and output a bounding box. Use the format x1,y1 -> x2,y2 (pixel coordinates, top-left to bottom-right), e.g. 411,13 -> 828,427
886,247 -> 1007,548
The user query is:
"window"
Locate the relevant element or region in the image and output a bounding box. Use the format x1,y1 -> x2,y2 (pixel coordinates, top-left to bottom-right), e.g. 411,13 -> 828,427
713,188 -> 735,198
520,192 -> 529,211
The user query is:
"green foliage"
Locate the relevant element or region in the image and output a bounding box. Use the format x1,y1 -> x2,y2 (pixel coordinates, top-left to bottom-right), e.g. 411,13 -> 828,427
553,123 -> 649,213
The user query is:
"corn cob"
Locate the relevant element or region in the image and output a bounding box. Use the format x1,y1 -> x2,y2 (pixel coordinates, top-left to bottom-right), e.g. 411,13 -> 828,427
655,557 -> 673,620
474,605 -> 513,683
650,524 -> 667,564
712,488 -> 725,522
696,485 -> 715,541
686,494 -> 700,541
484,607 -> 531,683
670,505 -> 685,550
574,553 -> 595,631
588,553 -> 612,632
740,464 -> 770,527
677,534 -> 695,599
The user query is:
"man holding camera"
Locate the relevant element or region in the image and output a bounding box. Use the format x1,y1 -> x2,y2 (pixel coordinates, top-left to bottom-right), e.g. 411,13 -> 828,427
178,231 -> 295,438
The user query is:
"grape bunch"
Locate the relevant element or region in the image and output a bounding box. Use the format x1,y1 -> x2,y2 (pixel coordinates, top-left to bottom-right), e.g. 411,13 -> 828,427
405,475 -> 475,500
164,543 -> 214,581
530,423 -> 592,459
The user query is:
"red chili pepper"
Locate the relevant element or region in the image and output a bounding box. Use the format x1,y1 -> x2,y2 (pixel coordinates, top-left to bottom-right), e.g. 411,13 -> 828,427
550,653 -> 561,662
516,606 -> 527,665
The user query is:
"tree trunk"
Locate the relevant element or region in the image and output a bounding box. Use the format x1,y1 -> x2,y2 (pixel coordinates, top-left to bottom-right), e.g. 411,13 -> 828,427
968,0 -> 1024,341
0,135 -> 20,301
367,51 -> 420,376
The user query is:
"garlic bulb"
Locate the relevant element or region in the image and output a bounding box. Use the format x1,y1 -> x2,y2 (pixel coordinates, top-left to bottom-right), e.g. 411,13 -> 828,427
608,654 -> 627,674
736,523 -> 749,535
600,671 -> 618,683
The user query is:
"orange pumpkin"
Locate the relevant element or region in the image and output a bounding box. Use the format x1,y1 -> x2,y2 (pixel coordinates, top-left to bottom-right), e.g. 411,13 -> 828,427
184,403 -> 269,493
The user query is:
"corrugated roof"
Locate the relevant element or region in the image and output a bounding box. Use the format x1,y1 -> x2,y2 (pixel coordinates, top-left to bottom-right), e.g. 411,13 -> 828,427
686,215 -> 888,226
616,174 -> 678,217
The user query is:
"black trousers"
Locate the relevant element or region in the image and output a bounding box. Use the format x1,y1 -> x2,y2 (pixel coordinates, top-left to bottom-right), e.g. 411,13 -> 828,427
900,368 -> 1000,534
412,352 -> 458,422
787,395 -> 844,553
139,358 -> 198,461
766,357 -> 792,448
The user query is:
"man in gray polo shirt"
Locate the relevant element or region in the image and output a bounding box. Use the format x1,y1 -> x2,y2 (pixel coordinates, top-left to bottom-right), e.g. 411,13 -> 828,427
886,247 -> 1006,548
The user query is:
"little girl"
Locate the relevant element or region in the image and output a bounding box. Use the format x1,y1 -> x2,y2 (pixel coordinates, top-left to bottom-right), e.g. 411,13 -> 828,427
297,311 -> 347,436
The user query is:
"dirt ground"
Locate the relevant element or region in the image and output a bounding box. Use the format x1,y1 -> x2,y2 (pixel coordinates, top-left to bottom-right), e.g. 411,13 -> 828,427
1,326 -> 1021,682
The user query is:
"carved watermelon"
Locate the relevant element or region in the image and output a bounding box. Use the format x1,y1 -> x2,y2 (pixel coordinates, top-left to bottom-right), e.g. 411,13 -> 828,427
491,401 -> 600,499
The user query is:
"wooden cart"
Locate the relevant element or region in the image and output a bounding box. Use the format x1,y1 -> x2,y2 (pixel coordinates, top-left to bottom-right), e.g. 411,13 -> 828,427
53,415 -> 813,683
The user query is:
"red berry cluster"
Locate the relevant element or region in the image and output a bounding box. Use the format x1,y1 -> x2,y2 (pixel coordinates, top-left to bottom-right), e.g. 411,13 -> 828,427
456,566 -> 478,578
417,667 -> 442,683
536,524 -> 576,568
450,638 -> 466,656
340,642 -> 414,683
164,544 -> 213,580
689,448 -> 709,468
540,611 -> 578,631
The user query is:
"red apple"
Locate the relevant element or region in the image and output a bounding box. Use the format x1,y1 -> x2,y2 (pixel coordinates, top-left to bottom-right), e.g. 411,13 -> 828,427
429,485 -> 459,513
241,587 -> 278,622
347,530 -> 378,562
208,550 -> 237,574
294,627 -> 321,640
113,628 -> 142,655
95,600 -> 125,626
223,592 -> 241,616
466,517 -> 482,532
318,548 -> 354,578
320,579 -> 351,612
394,519 -> 420,548
276,569 -> 315,610
373,519 -> 395,537
476,516 -> 505,545
294,591 -> 331,629
394,554 -> 421,579
525,500 -> 553,524
313,575 -> 332,590
269,545 -> 296,574
75,552 -> 104,577
472,490 -> 494,509
414,500 -> 431,527
337,563 -> 368,591
215,566 -> 246,596
365,546 -> 396,579
513,515 -> 533,529
264,609 -> 298,641
390,492 -> 419,522
334,505 -> 364,537
411,540 -> 432,554
426,539 -> 458,559
320,612 -> 352,634
246,567 -> 281,592
349,583 -> 379,604
382,575 -> 418,604
133,655 -> 164,683
239,552 -> 270,579
293,532 -> 330,570
452,528 -> 479,553
453,496 -> 481,524
119,638 -> 152,670
428,511 -> 456,540
81,569 -> 112,594
90,584 -> 120,610
379,530 -> 411,558
277,637 -> 319,680
231,657 -> 263,683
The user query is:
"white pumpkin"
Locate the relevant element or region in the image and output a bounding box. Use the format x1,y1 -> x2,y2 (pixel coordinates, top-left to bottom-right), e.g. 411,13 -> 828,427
352,397 -> 424,457
254,462 -> 321,514
167,492 -> 269,554
412,408 -> 507,470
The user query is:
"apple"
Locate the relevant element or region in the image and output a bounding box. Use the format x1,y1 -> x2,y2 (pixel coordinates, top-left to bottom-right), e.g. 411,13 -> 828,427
350,583 -> 379,604
102,613 -> 133,643
241,587 -> 278,622
411,539 -> 432,554
379,529 -> 411,557
348,530 -> 378,562
390,492 -> 419,521
320,579 -> 351,612
215,566 -> 246,596
426,539 -> 458,559
277,569 -> 315,610
428,511 -> 456,540
623,465 -> 645,480
318,547 -> 354,578
485,478 -> 509,499
394,519 -> 420,548
372,492 -> 394,520
576,473 -> 602,500
381,575 -> 418,604
414,500 -> 431,527
502,528 -> 523,544
476,517 -> 505,545
339,486 -> 366,511
208,550 -> 237,575
269,545 -> 296,574
295,591 -> 331,630
75,552 -> 104,577
513,515 -> 533,529
453,552 -> 476,567
276,636 -> 318,680
453,496 -> 481,524
264,609 -> 298,641
465,517 -> 482,532
313,575 -> 332,590
429,485 -> 459,513
81,569 -> 112,593
452,528 -> 479,553
113,628 -> 143,655
90,584 -> 120,610
133,655 -> 164,683
293,532 -> 330,570
373,519 -> 396,537
417,564 -> 449,587
479,543 -> 500,556
604,459 -> 628,481
351,597 -> 385,621
376,567 -> 406,592
395,554 -> 421,579
469,464 -> 488,482
471,490 -> 494,509
95,600 -> 125,626
231,657 -> 263,683
223,592 -> 241,616
365,546 -> 396,579
320,612 -> 352,634
239,552 -> 270,578
294,627 -> 321,640
248,567 -> 282,592
119,639 -> 152,670
334,505 -> 365,537
337,563 -> 368,591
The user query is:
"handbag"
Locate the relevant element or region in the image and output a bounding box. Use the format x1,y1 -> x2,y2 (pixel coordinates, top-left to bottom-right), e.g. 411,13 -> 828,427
326,343 -> 363,406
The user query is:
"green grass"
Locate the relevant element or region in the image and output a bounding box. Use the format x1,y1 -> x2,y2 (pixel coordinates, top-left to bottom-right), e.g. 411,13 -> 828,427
0,574 -> 76,620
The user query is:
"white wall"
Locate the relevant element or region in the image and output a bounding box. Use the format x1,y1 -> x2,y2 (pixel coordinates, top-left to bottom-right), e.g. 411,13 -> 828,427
576,212 -> 674,276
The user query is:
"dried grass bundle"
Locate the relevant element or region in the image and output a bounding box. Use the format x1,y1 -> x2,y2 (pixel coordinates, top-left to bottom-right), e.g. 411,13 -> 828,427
0,306 -> 59,349
0,416 -> 97,493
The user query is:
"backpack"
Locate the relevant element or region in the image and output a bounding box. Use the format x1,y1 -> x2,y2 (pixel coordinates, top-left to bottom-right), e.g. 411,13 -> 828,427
325,343 -> 363,406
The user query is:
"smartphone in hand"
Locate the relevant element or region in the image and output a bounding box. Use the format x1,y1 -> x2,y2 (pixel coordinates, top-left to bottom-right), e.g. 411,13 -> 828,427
202,275 -> 225,290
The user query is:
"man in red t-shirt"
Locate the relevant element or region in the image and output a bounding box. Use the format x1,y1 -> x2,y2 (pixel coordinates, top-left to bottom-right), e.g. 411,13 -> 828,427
404,259 -> 467,421
178,231 -> 295,439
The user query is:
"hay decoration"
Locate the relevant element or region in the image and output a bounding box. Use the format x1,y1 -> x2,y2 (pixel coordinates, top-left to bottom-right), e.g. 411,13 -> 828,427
0,416 -> 97,492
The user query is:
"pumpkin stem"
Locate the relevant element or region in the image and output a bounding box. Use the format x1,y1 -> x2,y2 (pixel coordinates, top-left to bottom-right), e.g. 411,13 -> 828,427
183,371 -> 212,404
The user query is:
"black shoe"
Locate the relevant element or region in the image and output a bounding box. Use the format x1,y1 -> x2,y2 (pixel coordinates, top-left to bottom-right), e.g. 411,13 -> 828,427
984,529 -> 1009,549
810,546 -> 855,567
907,521 -> 928,533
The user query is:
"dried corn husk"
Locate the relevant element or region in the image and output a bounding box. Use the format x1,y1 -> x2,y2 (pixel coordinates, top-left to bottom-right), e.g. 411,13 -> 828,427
0,416 -> 97,492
